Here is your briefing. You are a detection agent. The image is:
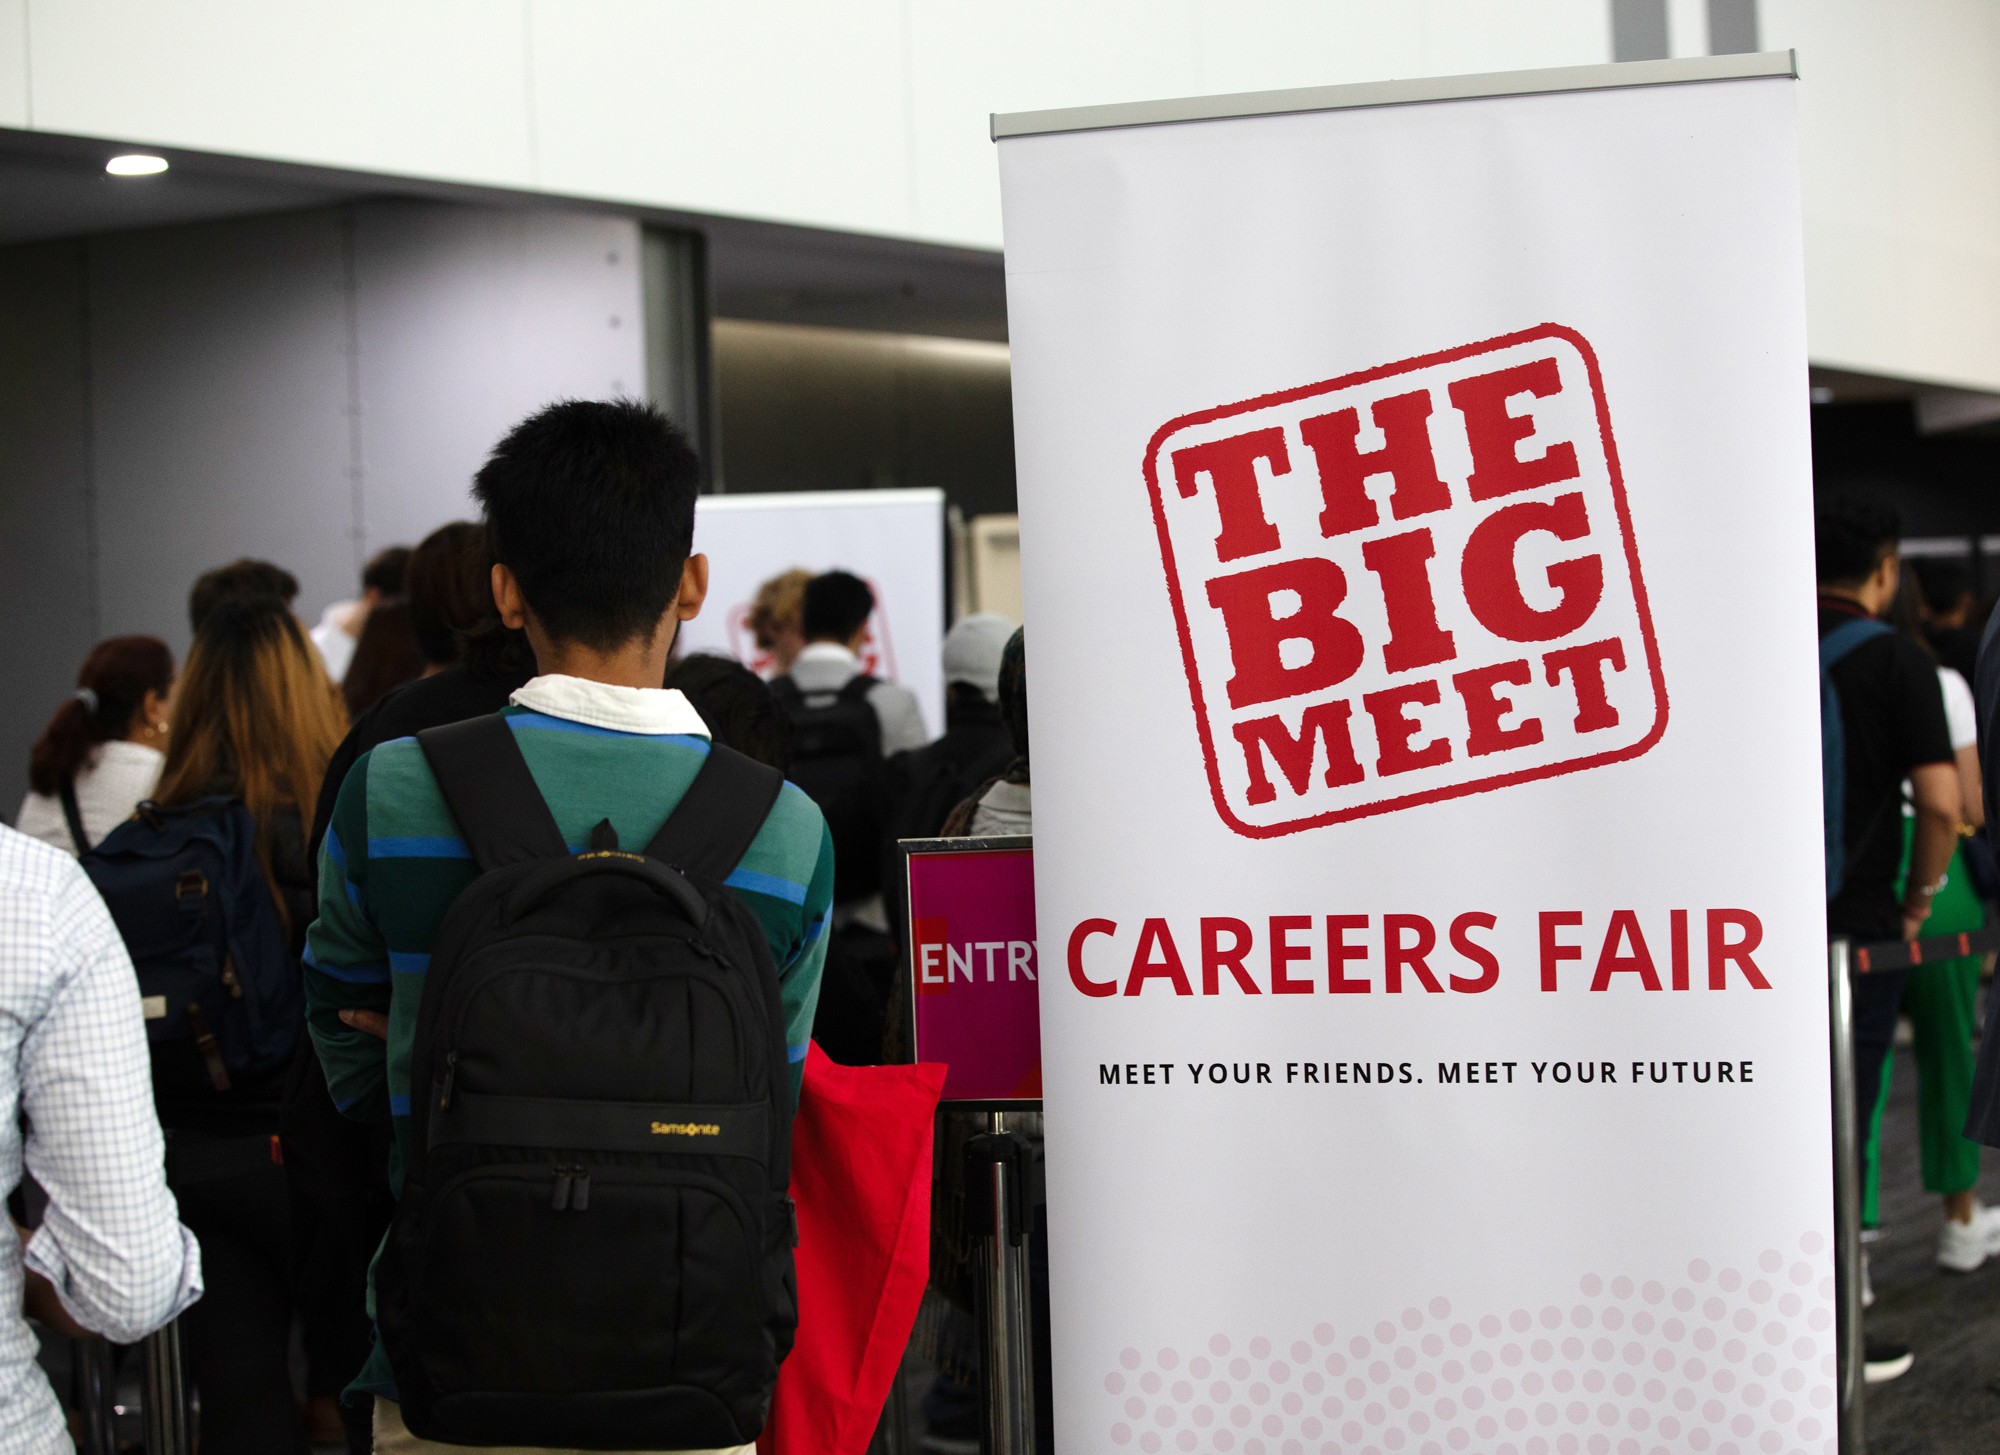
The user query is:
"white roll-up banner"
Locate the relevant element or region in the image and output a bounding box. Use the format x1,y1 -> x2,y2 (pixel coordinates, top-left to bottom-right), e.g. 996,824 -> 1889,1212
682,489 -> 946,736
999,59 -> 1831,1455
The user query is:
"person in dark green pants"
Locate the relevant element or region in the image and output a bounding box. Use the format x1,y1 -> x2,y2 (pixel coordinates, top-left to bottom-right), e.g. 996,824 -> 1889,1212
1863,789 -> 1994,1271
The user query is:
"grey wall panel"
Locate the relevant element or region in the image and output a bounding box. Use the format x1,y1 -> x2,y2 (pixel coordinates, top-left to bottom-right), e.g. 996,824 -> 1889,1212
1611,0 -> 1669,62
88,209 -> 357,655
352,201 -> 645,556
0,241 -> 97,812
713,320 -> 1016,518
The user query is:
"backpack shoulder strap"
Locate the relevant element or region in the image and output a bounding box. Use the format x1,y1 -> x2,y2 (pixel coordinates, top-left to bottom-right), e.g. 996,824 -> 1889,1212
1820,616 -> 1893,670
643,743 -> 786,882
769,676 -> 805,713
417,715 -> 568,873
57,778 -> 88,855
836,673 -> 879,705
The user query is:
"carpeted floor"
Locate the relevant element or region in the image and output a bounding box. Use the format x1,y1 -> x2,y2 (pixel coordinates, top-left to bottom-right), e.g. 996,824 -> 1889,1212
1856,993 -> 2000,1454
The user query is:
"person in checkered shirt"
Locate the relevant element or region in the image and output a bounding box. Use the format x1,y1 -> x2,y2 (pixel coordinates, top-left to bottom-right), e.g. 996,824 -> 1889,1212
0,822 -> 201,1454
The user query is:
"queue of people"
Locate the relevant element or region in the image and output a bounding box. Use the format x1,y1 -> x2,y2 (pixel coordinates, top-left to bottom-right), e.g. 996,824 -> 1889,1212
1817,495 -> 2000,1389
1,397 -> 1023,1455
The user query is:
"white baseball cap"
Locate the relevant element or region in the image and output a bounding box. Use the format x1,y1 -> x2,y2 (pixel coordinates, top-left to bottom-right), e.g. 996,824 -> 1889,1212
942,613 -> 1017,702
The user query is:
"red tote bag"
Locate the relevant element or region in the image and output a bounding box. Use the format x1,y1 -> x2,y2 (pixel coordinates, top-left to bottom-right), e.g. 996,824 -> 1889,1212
759,1044 -> 947,1455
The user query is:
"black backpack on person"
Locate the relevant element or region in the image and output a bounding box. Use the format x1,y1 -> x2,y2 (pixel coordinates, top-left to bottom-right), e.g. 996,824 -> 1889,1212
770,672 -> 888,902
374,715 -> 799,1450
80,797 -> 302,1099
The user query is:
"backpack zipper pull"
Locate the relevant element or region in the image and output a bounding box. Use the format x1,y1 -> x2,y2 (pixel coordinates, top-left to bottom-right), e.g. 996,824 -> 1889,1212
439,1052 -> 458,1109
570,1166 -> 590,1212
551,1165 -> 573,1212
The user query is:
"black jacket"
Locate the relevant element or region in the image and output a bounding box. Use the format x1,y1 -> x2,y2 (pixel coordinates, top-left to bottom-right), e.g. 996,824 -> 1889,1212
308,661 -> 537,867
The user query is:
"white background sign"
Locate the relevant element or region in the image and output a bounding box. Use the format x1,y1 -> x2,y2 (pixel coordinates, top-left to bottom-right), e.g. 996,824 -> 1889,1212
682,489 -> 946,737
1001,68 -> 1834,1455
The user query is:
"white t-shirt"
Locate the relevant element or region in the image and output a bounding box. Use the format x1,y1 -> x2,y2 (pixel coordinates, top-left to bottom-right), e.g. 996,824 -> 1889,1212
310,601 -> 360,684
787,642 -> 931,754
969,780 -> 1032,837
15,741 -> 166,855
1941,666 -> 1978,751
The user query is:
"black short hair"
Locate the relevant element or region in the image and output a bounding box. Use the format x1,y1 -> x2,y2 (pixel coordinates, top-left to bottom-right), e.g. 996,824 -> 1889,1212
472,400 -> 700,653
802,571 -> 874,643
1815,496 -> 1901,587
663,654 -> 792,773
1913,558 -> 1973,616
189,559 -> 299,634
363,545 -> 412,596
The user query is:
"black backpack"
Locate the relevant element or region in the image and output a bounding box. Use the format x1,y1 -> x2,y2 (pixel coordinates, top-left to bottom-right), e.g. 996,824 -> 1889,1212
770,672 -> 886,902
81,797 -> 302,1099
374,716 -> 799,1449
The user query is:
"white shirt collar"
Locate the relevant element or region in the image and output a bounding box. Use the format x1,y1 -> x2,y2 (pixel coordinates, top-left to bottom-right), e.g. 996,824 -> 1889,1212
509,674 -> 710,738
795,641 -> 859,668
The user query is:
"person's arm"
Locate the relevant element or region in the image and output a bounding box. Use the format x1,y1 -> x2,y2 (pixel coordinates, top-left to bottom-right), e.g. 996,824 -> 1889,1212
1959,744 -> 1985,830
778,819 -> 837,1105
20,866 -> 200,1343
1905,761 -> 1961,940
303,752 -> 394,1115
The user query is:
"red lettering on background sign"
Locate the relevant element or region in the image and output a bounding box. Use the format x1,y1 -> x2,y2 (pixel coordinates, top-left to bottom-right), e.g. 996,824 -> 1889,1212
1200,918 -> 1260,995
1361,528 -> 1457,673
1232,702 -> 1365,805
1448,913 -> 1500,993
1383,914 -> 1444,994
1452,659 -> 1544,758
1126,918 -> 1194,996
1539,911 -> 1583,992
1301,389 -> 1451,536
1707,909 -> 1771,990
1068,919 -> 1118,998
1591,910 -> 1662,991
1448,358 -> 1580,502
1269,915 -> 1315,994
1460,493 -> 1603,643
1205,558 -> 1366,709
1143,325 -> 1664,839
1172,428 -> 1290,563
1062,908 -> 1778,1000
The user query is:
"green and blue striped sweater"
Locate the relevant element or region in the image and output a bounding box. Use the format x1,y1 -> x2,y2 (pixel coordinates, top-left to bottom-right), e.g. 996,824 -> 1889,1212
302,691 -> 833,1400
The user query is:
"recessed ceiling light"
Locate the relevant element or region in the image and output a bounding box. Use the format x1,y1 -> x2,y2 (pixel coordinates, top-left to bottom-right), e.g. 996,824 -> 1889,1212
105,154 -> 168,176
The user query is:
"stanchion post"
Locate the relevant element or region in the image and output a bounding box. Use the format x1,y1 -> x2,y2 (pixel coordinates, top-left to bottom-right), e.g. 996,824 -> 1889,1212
1828,938 -> 1864,1455
142,1317 -> 191,1455
965,1113 -> 1035,1455
75,1337 -> 116,1455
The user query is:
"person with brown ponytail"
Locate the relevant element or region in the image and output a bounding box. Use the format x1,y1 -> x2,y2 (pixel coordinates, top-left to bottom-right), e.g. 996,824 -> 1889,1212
148,593 -> 347,1455
17,636 -> 176,854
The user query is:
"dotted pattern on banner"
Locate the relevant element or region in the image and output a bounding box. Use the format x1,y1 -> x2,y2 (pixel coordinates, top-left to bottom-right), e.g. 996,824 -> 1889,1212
1099,1232 -> 1836,1455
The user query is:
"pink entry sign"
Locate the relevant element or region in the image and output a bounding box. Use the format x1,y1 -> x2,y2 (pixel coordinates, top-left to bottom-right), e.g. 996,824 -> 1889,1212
904,839 -> 1041,1103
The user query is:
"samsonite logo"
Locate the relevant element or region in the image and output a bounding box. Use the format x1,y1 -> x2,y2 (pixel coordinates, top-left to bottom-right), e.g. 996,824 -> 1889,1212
1144,324 -> 1665,839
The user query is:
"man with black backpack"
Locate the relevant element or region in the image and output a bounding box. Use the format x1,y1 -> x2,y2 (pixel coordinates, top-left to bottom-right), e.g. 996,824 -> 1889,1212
303,401 -> 834,1454
772,572 -> 927,1065
1818,495 -> 1960,1385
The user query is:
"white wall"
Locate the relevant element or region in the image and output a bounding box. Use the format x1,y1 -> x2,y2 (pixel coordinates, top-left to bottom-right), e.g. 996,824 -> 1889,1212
1760,0 -> 2000,392
0,1 -> 1610,250
353,203 -> 646,551
4,4 -> 1998,389
0,198 -> 644,808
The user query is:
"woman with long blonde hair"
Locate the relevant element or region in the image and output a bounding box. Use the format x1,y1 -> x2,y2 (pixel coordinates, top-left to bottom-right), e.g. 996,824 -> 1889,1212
149,592 -> 345,1455
155,594 -> 347,944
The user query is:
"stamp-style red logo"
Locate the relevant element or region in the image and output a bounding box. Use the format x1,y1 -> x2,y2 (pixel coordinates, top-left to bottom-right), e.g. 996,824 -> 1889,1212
1144,324 -> 1665,839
